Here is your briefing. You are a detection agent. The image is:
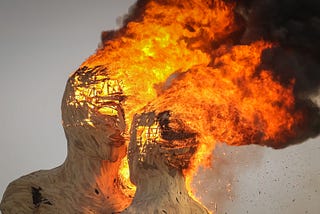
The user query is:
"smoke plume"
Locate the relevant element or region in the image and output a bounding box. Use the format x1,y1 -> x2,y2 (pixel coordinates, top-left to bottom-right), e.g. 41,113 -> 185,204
234,0 -> 320,146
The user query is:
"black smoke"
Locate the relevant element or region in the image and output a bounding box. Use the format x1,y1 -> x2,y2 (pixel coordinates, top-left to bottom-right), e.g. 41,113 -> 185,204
235,0 -> 320,91
231,0 -> 320,145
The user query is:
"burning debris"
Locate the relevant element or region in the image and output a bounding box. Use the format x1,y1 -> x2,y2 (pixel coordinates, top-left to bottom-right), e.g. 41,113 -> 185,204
1,0 -> 320,213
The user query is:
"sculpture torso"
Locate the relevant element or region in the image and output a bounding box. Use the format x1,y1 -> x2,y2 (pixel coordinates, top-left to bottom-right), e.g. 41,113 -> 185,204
1,166 -> 128,213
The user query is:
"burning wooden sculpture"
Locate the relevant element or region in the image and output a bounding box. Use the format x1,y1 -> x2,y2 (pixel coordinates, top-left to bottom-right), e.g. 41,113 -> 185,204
0,65 -> 210,213
2,0 -> 319,213
123,111 -> 209,213
0,66 -> 132,213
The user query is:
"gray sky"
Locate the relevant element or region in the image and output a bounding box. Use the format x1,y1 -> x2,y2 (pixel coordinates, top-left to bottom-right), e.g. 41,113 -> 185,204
0,1 -> 319,213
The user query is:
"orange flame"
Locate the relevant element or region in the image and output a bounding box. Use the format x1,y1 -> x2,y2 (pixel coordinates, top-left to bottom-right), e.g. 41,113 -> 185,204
71,0 -> 303,207
149,41 -> 302,195
82,0 -> 236,123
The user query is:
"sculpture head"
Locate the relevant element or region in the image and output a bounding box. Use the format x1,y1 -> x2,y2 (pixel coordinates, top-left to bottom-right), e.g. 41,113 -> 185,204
128,110 -> 198,184
61,66 -> 127,161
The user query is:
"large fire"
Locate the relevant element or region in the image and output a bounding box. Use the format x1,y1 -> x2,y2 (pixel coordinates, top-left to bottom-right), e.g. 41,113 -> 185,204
68,0 -> 313,210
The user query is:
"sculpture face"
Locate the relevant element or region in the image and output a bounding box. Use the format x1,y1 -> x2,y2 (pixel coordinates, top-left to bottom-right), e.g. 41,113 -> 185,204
61,66 -> 127,161
128,110 -> 198,182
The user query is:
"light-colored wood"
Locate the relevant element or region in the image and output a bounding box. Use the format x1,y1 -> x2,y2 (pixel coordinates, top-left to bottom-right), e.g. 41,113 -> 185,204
1,66 -> 209,213
0,68 -> 131,213
122,112 -> 209,214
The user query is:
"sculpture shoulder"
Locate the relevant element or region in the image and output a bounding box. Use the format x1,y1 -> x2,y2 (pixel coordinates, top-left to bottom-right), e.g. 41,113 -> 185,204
1,175 -> 35,213
0,169 -> 55,214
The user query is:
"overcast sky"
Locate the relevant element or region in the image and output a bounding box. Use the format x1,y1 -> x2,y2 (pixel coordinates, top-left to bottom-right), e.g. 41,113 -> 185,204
0,1 -> 319,213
